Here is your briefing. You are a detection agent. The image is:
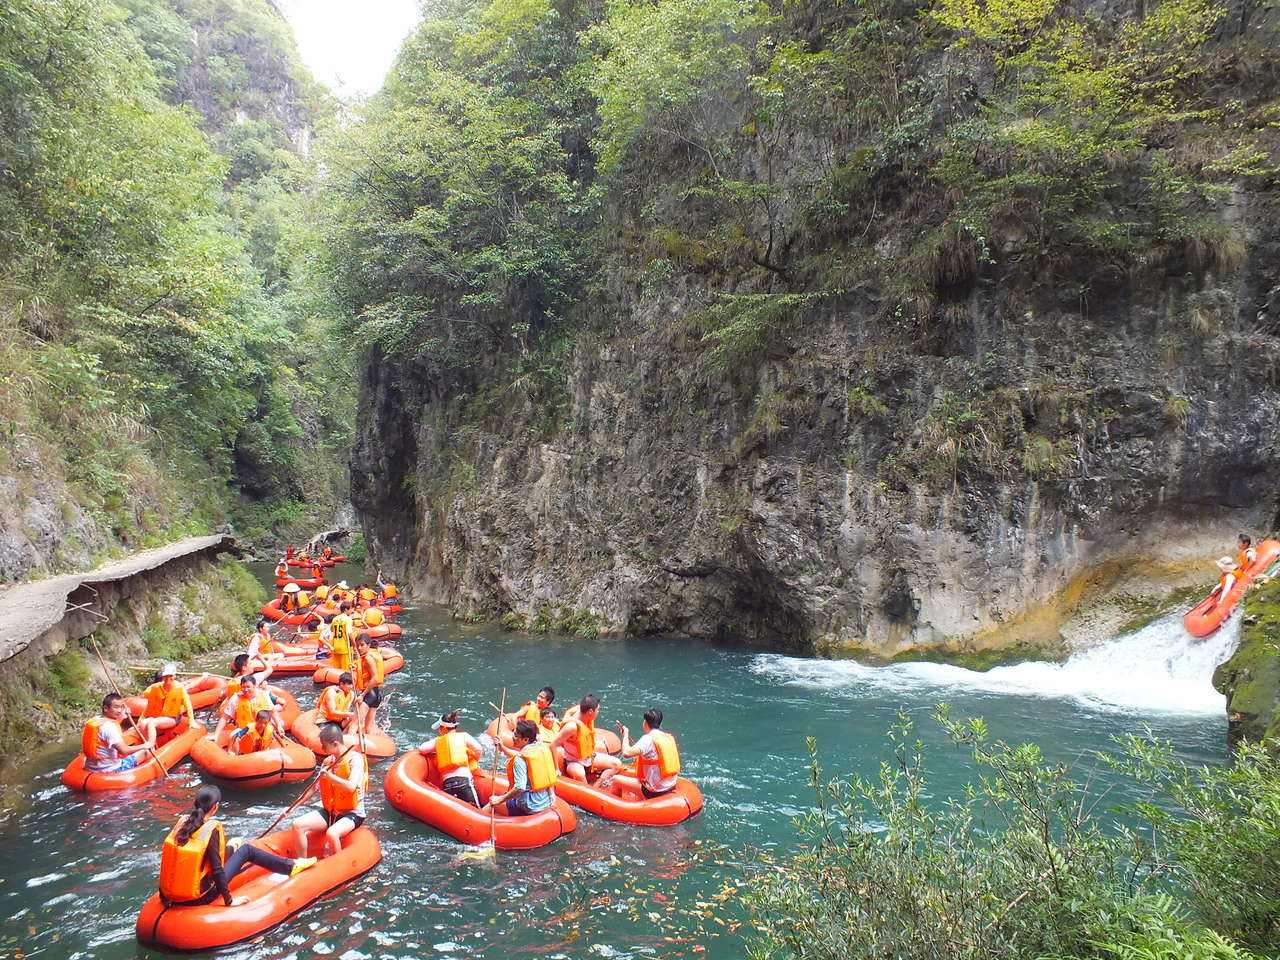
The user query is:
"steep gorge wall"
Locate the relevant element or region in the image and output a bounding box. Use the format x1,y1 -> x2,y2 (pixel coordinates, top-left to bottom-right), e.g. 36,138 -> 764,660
354,190 -> 1280,657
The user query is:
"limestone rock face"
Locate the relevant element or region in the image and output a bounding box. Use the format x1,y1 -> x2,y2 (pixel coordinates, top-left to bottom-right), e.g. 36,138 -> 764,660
352,196 -> 1280,659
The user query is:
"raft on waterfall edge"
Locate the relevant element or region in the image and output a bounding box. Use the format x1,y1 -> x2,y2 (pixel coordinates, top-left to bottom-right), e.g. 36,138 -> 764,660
1184,537 -> 1280,638
135,827 -> 380,951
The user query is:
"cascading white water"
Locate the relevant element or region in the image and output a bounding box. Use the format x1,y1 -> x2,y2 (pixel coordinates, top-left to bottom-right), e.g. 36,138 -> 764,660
750,611 -> 1239,716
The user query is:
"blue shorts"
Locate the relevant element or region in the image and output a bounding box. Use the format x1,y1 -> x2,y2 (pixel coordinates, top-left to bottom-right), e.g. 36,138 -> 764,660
86,753 -> 140,773
505,792 -> 553,817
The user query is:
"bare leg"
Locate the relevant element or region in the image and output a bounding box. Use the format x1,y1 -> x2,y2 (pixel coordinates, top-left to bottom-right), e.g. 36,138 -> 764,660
291,810 -> 326,858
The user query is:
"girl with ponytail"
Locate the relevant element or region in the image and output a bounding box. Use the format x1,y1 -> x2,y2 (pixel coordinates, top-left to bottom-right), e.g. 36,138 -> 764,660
159,785 -> 317,906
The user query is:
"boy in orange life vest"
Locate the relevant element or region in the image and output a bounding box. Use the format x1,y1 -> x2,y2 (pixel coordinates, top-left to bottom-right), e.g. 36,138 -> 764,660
552,693 -> 623,786
488,719 -> 557,816
353,637 -> 385,734
318,673 -> 358,731
159,785 -> 314,907
213,672 -> 282,743
274,558 -> 289,579
291,723 -> 368,859
237,710 -> 279,755
82,693 -> 161,772
142,663 -> 196,735
418,711 -> 484,807
614,708 -> 681,798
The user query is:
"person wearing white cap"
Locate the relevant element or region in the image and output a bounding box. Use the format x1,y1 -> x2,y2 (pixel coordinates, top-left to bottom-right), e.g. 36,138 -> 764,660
417,711 -> 483,807
274,557 -> 289,579
140,663 -> 196,735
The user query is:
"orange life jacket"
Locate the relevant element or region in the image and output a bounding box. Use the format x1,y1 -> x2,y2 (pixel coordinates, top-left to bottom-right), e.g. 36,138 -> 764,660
383,584 -> 398,599
318,754 -> 365,815
574,715 -> 596,760
144,682 -> 189,720
81,716 -> 118,759
637,730 -> 681,779
1235,549 -> 1253,576
159,818 -> 224,903
275,563 -> 288,577
319,686 -> 353,722
282,593 -> 298,613
358,587 -> 377,603
539,718 -> 561,743
364,607 -> 385,627
238,724 -> 276,754
435,731 -> 479,775
322,547 -> 333,559
507,742 -> 557,791
358,650 -> 385,690
227,691 -> 273,729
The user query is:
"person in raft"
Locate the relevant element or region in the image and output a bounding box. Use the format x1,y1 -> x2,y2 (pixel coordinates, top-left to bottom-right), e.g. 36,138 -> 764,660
318,673 -> 359,732
322,544 -> 334,561
82,693 -> 162,772
353,636 -> 386,734
375,571 -> 398,605
237,709 -> 280,755
141,663 -> 196,736
613,709 -> 681,798
552,693 -> 623,786
418,711 -> 483,807
538,707 -> 560,743
1213,534 -> 1258,607
327,603 -> 355,672
274,558 -> 289,579
292,724 -> 368,859
488,719 -> 557,816
246,620 -> 281,667
213,673 -> 283,744
160,785 -> 316,907
227,653 -> 272,697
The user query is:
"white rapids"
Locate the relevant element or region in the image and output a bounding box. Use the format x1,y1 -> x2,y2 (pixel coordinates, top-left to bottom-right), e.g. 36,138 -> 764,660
750,611 -> 1239,716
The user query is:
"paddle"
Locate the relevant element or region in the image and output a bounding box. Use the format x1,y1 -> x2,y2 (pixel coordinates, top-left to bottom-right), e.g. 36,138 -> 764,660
126,664 -> 206,677
87,634 -> 169,778
255,740 -> 358,839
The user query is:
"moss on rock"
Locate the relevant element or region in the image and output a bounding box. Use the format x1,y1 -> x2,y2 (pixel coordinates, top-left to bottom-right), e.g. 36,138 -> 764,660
1213,575 -> 1280,749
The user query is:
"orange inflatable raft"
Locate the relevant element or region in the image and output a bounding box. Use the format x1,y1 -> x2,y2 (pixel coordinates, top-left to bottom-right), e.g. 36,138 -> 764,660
275,575 -> 324,589
135,826 -> 381,951
553,771 -> 704,826
61,721 -> 206,792
190,730 -> 315,788
257,652 -> 328,676
312,648 -> 405,685
260,598 -> 322,626
1184,538 -> 1280,637
127,675 -> 228,717
360,622 -> 402,642
384,751 -> 576,849
291,709 -> 396,759
485,714 -> 622,754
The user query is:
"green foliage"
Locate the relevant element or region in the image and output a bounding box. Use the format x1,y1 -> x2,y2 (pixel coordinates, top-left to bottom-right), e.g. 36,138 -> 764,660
316,0 -> 599,381
585,0 -> 767,173
687,292 -> 819,367
746,711 -> 1278,960
47,648 -> 94,711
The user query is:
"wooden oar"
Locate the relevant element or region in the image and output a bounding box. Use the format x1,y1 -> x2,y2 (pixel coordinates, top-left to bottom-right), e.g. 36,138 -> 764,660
88,634 -> 169,778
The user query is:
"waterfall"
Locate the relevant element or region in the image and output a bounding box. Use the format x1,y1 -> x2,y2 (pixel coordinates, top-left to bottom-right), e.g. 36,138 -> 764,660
750,611 -> 1238,716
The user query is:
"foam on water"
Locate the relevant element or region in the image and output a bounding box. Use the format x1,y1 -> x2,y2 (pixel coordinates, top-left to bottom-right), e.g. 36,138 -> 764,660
750,611 -> 1239,716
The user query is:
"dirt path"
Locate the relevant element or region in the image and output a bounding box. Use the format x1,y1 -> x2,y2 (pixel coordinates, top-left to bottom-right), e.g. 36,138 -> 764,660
0,535 -> 234,662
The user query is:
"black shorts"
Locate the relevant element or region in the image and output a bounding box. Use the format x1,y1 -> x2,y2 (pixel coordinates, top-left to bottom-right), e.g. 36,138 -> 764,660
441,776 -> 480,807
361,687 -> 383,708
323,810 -> 365,829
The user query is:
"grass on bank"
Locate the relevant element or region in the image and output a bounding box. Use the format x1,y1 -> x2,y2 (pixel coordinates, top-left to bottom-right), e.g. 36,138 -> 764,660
746,709 -> 1279,960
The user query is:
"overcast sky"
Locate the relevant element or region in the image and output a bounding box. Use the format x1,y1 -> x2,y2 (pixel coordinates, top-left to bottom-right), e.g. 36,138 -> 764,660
277,0 -> 420,97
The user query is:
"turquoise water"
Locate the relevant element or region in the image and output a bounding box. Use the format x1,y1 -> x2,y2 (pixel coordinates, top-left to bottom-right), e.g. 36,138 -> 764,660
0,563 -> 1229,958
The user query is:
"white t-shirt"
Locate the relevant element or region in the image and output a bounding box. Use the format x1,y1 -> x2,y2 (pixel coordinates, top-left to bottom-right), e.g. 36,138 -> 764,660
634,733 -> 678,794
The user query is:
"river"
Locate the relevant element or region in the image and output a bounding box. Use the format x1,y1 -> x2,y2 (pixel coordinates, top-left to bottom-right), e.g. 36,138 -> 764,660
0,563 -> 1232,958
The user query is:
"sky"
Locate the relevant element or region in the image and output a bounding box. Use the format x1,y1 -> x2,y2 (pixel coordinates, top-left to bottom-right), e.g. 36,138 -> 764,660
277,0 -> 421,97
